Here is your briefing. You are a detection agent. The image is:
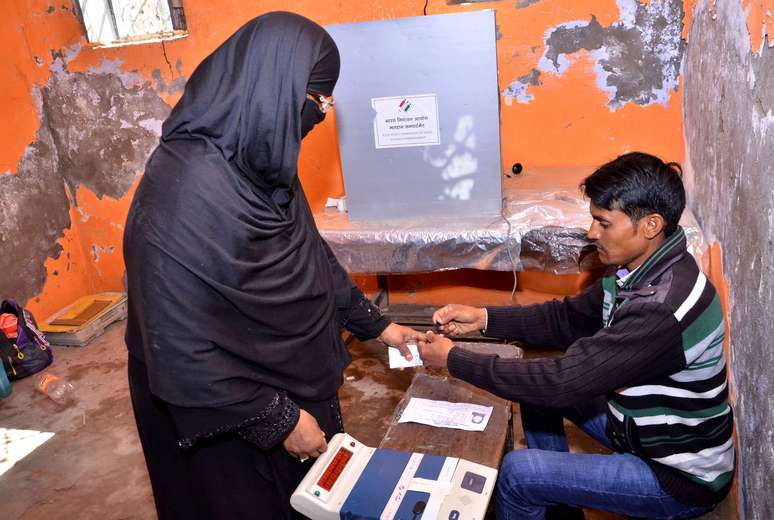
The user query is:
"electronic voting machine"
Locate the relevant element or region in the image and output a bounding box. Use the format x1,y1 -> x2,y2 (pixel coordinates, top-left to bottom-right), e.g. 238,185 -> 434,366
290,433 -> 497,520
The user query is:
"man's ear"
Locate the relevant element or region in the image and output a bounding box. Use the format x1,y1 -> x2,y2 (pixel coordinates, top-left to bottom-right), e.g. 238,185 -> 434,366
641,213 -> 666,240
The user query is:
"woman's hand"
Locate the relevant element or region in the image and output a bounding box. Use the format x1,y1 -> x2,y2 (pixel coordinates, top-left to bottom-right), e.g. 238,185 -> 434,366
283,409 -> 327,462
432,304 -> 487,336
378,323 -> 426,360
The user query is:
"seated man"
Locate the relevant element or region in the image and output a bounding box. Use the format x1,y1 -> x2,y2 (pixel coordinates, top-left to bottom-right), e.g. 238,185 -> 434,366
419,152 -> 734,520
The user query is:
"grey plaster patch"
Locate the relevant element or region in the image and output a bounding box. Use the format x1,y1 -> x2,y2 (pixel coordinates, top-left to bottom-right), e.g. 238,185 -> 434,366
541,16 -> 606,72
683,1 -> 774,518
1,51 -> 173,302
91,244 -> 116,263
40,61 -> 171,202
87,59 -> 145,89
501,68 -> 541,105
151,68 -> 186,94
516,0 -> 541,7
521,68 -> 541,85
63,43 -> 81,63
502,0 -> 685,109
0,107 -> 70,304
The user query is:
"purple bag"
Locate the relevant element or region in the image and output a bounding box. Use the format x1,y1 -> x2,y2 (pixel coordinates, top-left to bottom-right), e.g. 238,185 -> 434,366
0,299 -> 53,380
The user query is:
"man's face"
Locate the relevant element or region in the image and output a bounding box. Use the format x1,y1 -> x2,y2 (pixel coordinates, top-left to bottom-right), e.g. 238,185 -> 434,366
587,202 -> 652,269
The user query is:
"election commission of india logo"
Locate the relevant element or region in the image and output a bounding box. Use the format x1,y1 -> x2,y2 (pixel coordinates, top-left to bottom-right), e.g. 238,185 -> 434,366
398,98 -> 412,112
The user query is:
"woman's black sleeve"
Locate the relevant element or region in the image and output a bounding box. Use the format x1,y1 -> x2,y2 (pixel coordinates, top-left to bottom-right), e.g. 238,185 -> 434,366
320,238 -> 390,340
169,390 -> 300,451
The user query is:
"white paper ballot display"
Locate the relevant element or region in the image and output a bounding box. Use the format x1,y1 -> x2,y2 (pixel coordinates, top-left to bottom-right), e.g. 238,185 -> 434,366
290,433 -> 497,520
326,11 -> 502,222
398,398 -> 493,432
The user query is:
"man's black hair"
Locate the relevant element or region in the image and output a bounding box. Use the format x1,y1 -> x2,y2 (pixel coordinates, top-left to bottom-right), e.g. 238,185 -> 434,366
581,152 -> 686,236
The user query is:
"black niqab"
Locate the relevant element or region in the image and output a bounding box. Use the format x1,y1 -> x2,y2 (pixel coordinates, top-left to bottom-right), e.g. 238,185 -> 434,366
124,12 -> 349,408
161,11 -> 339,198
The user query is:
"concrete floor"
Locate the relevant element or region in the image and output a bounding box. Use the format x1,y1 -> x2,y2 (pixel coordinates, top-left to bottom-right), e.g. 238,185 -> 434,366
0,321 -> 417,519
0,320 -> 736,519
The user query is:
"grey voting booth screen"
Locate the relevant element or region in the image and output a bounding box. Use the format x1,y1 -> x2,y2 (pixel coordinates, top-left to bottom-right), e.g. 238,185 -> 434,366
326,11 -> 502,222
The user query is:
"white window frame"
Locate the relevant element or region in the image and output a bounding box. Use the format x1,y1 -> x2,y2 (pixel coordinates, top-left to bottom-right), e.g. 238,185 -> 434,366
75,0 -> 187,47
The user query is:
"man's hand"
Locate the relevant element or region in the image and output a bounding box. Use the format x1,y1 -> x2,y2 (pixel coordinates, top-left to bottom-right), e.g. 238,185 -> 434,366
283,409 -> 327,462
432,304 -> 486,336
378,323 -> 426,360
418,331 -> 455,368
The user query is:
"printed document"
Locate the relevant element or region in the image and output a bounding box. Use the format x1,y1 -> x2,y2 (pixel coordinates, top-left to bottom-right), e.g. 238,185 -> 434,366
398,397 -> 493,431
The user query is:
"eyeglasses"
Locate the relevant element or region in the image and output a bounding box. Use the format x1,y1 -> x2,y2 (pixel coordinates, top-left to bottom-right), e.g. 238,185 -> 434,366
306,92 -> 335,114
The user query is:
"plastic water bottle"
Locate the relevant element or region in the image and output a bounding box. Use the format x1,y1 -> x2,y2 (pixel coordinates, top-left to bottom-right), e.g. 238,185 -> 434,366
36,373 -> 75,405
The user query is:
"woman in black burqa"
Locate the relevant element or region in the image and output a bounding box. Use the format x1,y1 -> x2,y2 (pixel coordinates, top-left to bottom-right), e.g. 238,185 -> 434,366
123,12 -> 422,519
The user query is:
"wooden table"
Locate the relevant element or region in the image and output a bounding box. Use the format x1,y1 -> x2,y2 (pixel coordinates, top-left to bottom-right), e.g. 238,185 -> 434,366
379,371 -> 512,469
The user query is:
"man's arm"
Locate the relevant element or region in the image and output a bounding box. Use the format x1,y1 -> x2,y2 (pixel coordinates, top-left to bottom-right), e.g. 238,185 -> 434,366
425,301 -> 686,408
484,281 -> 605,348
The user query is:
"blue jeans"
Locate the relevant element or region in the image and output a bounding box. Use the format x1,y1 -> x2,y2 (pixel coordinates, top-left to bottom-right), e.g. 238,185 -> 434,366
495,398 -> 713,520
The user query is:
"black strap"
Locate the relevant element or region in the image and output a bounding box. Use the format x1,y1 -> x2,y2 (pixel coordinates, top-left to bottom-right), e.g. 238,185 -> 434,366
0,329 -> 18,377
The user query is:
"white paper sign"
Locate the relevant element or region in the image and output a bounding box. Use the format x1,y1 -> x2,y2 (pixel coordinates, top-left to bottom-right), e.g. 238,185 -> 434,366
372,94 -> 441,149
398,397 -> 493,431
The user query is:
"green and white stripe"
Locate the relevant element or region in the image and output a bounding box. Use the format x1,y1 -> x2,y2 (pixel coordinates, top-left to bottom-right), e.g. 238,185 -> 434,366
674,272 -> 706,321
618,380 -> 727,399
608,401 -> 731,427
652,437 -> 735,484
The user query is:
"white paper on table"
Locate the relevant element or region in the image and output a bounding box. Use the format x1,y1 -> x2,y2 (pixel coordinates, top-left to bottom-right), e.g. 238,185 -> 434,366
388,342 -> 423,368
397,397 -> 493,431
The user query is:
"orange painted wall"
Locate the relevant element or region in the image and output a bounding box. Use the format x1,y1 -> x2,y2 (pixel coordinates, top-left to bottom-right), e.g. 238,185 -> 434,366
386,268 -> 607,308
5,0 -> 698,318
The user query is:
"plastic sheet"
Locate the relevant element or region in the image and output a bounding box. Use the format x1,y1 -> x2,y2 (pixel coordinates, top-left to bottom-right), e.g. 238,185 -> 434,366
315,172 -> 708,275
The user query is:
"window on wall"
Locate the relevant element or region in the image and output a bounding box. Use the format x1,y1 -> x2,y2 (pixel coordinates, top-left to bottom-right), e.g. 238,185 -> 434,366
74,0 -> 187,46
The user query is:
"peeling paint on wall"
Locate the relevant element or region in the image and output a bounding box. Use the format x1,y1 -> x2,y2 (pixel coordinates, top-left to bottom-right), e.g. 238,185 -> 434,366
0,117 -> 70,304
0,45 -> 172,304
91,244 -> 116,263
152,58 -> 187,94
41,56 -> 171,203
684,1 -> 774,518
501,68 -> 541,104
502,0 -> 684,110
516,0 -> 542,8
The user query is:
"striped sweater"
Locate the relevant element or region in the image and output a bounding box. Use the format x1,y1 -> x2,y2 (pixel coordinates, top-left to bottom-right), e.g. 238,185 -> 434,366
447,228 -> 735,506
